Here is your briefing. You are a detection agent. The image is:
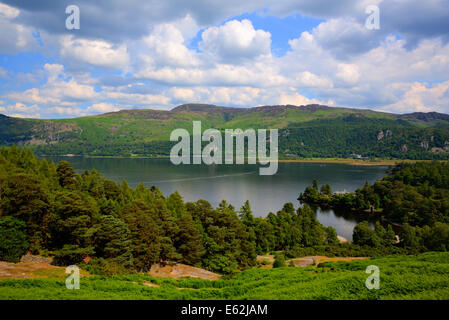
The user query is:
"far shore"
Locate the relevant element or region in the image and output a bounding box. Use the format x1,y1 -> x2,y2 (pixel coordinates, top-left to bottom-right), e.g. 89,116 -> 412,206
42,154 -> 444,166
278,158 -> 402,166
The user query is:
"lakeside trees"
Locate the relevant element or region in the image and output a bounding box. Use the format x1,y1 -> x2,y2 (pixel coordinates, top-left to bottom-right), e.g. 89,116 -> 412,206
299,161 -> 449,252
2,146 -> 448,274
0,146 -> 333,274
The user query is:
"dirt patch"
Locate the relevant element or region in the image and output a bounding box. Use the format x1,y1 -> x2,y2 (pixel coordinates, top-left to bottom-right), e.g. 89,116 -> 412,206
257,255 -> 275,263
143,281 -> 160,288
0,261 -> 62,279
337,236 -> 349,243
149,263 -> 221,280
315,256 -> 367,264
289,257 -> 316,267
20,254 -> 53,264
288,256 -> 368,267
257,255 -> 275,269
0,260 -> 89,279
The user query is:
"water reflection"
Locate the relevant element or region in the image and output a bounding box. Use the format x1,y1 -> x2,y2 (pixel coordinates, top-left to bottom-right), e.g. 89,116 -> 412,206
45,156 -> 389,240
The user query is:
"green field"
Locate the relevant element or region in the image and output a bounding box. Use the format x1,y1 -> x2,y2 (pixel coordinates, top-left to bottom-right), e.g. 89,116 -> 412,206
2,104 -> 449,159
1,252 -> 448,300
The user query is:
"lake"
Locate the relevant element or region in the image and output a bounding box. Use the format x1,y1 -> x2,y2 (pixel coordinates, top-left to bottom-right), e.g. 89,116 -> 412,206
47,157 -> 390,240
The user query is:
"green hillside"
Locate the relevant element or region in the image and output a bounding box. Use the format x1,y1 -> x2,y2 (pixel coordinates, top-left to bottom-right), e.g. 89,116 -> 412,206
1,252 -> 449,300
1,104 -> 449,159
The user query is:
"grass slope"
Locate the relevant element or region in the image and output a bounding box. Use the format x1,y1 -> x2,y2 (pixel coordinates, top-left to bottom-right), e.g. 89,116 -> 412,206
1,252 -> 448,300
1,104 -> 449,159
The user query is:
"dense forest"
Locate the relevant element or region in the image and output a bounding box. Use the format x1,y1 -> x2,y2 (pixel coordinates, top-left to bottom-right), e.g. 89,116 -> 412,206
280,117 -> 449,159
0,146 -> 338,274
299,161 -> 449,251
1,146 -> 448,276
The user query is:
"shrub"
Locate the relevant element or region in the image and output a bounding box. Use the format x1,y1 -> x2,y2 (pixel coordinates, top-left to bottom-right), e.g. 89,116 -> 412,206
0,216 -> 29,262
273,253 -> 286,268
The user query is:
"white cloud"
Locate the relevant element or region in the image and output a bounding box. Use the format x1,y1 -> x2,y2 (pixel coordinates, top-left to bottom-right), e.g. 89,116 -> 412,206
4,64 -> 98,106
336,64 -> 360,85
0,3 -> 36,54
60,36 -> 130,70
86,103 -> 120,114
166,85 -> 330,108
199,19 -> 271,62
1,1 -> 449,117
279,92 -> 329,106
1,102 -> 41,118
380,81 -> 449,113
142,23 -> 200,68
294,71 -> 333,88
0,3 -> 19,19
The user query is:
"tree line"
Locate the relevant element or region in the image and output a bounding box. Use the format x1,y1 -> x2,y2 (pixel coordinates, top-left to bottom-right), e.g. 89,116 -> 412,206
0,146 -> 337,274
299,161 -> 449,251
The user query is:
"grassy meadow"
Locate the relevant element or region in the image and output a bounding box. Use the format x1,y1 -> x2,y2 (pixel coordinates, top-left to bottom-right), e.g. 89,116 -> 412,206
1,252 -> 448,300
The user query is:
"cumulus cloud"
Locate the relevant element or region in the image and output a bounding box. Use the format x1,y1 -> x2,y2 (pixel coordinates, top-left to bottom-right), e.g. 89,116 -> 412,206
0,2 -> 36,54
380,81 -> 449,113
86,102 -> 120,114
336,64 -> 360,85
279,92 -> 328,106
1,0 -> 449,117
142,23 -> 200,68
0,2 -> 19,19
0,102 -> 41,118
60,36 -> 130,70
199,19 -> 271,62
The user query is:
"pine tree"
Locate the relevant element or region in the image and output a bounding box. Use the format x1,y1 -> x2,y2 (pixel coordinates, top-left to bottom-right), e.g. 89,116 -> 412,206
0,216 -> 29,262
175,213 -> 205,266
326,226 -> 340,245
56,161 -> 76,188
94,215 -> 133,266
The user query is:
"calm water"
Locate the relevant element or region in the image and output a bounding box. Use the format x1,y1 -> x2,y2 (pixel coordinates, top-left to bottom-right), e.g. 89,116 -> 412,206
47,157 -> 389,240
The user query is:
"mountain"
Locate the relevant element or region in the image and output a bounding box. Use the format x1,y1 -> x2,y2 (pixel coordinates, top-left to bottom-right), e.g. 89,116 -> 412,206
1,104 -> 449,159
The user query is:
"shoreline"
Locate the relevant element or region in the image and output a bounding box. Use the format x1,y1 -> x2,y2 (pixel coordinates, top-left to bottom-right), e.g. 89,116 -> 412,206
41,154 -> 441,166
278,158 -> 401,166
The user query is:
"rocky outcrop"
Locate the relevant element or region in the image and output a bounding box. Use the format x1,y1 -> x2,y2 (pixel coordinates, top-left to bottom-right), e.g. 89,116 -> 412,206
420,141 -> 429,150
377,130 -> 384,141
377,130 -> 392,141
149,263 -> 221,280
20,254 -> 53,264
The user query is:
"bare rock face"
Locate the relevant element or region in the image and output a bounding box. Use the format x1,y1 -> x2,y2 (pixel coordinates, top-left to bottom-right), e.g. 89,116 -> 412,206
149,263 -> 221,280
401,144 -> 408,153
420,141 -> 429,150
25,121 -> 80,145
430,140 -> 449,153
20,255 -> 53,264
377,130 -> 384,141
377,130 -> 392,141
431,147 -> 448,154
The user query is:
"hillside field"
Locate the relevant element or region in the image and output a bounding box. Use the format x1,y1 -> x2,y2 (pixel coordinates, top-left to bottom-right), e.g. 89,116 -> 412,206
1,252 -> 448,300
1,104 -> 449,159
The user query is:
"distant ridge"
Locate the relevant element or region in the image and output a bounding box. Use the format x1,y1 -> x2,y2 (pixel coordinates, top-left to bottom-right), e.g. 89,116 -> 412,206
1,103 -> 448,159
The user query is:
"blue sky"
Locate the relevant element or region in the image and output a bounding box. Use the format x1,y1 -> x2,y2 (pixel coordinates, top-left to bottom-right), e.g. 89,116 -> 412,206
0,0 -> 449,118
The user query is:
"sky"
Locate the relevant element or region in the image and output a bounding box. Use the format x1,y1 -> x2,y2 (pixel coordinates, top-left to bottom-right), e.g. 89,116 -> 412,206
0,0 -> 449,119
